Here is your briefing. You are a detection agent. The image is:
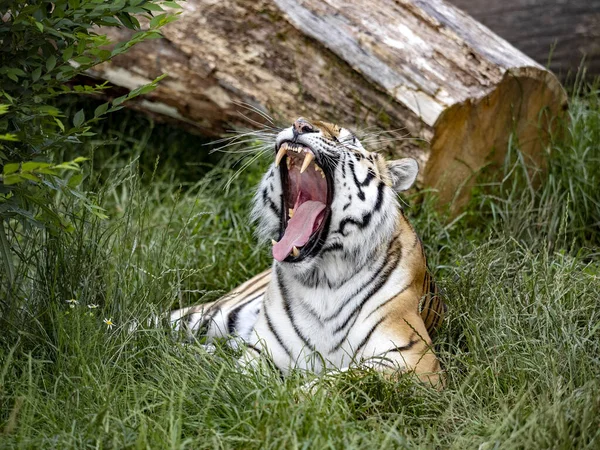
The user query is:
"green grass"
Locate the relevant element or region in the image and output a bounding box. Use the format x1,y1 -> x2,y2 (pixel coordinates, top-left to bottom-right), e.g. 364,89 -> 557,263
1,85 -> 599,448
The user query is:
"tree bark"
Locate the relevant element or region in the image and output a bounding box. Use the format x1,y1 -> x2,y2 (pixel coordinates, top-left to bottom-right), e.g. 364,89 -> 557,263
89,0 -> 567,210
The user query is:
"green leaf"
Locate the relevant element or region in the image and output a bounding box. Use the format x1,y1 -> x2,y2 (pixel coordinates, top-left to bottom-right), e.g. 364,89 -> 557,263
94,102 -> 109,117
46,55 -> 57,71
67,173 -> 83,188
35,21 -> 44,32
73,109 -> 85,128
62,46 -> 74,61
35,167 -> 59,175
54,117 -> 65,132
32,67 -> 42,82
149,13 -> 167,28
0,134 -> 19,142
72,56 -> 93,65
38,105 -> 61,116
3,163 -> 20,175
112,95 -> 127,107
53,162 -> 80,171
2,174 -> 23,185
117,12 -> 137,30
22,162 -> 52,172
143,3 -> 164,11
19,173 -> 43,182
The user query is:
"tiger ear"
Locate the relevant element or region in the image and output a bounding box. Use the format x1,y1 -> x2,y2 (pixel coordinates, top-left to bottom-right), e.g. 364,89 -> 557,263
387,158 -> 418,192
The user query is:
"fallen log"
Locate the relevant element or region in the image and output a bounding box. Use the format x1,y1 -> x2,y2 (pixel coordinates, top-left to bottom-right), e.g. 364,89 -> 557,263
89,0 -> 567,210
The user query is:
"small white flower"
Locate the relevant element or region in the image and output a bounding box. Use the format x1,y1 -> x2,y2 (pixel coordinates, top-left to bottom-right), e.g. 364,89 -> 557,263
103,318 -> 115,329
88,304 -> 99,309
66,299 -> 79,309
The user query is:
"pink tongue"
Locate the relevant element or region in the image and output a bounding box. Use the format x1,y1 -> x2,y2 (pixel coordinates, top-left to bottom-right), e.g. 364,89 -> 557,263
272,200 -> 326,261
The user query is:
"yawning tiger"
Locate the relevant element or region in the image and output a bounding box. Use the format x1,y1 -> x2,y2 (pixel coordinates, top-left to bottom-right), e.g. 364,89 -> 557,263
171,118 -> 445,385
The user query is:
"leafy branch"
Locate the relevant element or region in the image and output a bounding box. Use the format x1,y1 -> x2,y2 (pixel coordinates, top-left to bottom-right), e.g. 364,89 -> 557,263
0,0 -> 181,281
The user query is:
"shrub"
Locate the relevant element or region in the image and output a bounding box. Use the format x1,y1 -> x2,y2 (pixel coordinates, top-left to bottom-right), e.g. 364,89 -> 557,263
0,0 -> 180,284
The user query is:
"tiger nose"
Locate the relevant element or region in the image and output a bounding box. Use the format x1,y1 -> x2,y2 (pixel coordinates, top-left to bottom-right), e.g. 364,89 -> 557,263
292,117 -> 317,135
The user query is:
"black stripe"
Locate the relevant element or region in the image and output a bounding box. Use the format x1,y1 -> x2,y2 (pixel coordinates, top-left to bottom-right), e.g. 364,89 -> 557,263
336,212 -> 373,236
334,183 -> 384,237
320,242 -> 344,255
244,344 -> 286,379
422,277 -> 438,326
227,306 -> 241,334
364,356 -> 401,371
364,281 -> 410,320
194,304 -> 221,336
422,295 -> 434,330
323,232 -> 401,324
276,267 -> 315,351
353,315 -> 386,357
246,343 -> 262,355
262,188 -> 280,218
264,307 -> 293,358
428,297 -> 443,333
237,280 -> 270,303
420,293 -> 431,314
329,238 -> 402,352
386,337 -> 418,355
237,270 -> 271,294
322,257 -> 387,323
204,276 -> 268,334
373,181 -> 385,212
226,293 -> 263,334
421,271 -> 429,296
349,159 -> 375,201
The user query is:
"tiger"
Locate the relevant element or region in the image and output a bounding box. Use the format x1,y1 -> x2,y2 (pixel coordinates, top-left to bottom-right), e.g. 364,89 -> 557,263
170,118 -> 445,385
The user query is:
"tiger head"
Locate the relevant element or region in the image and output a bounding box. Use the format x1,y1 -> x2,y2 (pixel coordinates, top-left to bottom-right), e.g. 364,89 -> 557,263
253,117 -> 418,273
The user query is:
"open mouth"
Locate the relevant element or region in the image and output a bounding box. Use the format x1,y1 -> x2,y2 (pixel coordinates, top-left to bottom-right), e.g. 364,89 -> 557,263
271,141 -> 332,262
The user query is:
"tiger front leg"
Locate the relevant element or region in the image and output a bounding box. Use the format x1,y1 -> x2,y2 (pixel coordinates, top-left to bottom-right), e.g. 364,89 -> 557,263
362,342 -> 443,389
361,312 -> 443,388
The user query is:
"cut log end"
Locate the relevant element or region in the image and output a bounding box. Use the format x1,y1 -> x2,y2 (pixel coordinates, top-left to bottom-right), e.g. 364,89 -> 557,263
425,67 -> 567,211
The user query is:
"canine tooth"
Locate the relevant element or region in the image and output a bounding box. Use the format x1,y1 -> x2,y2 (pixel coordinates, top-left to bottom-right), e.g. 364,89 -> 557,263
300,152 -> 314,174
271,239 -> 277,246
288,208 -> 295,218
275,147 -> 287,167
292,246 -> 300,257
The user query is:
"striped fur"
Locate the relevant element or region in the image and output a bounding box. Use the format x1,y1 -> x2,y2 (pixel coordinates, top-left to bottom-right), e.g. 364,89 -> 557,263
171,119 -> 445,385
